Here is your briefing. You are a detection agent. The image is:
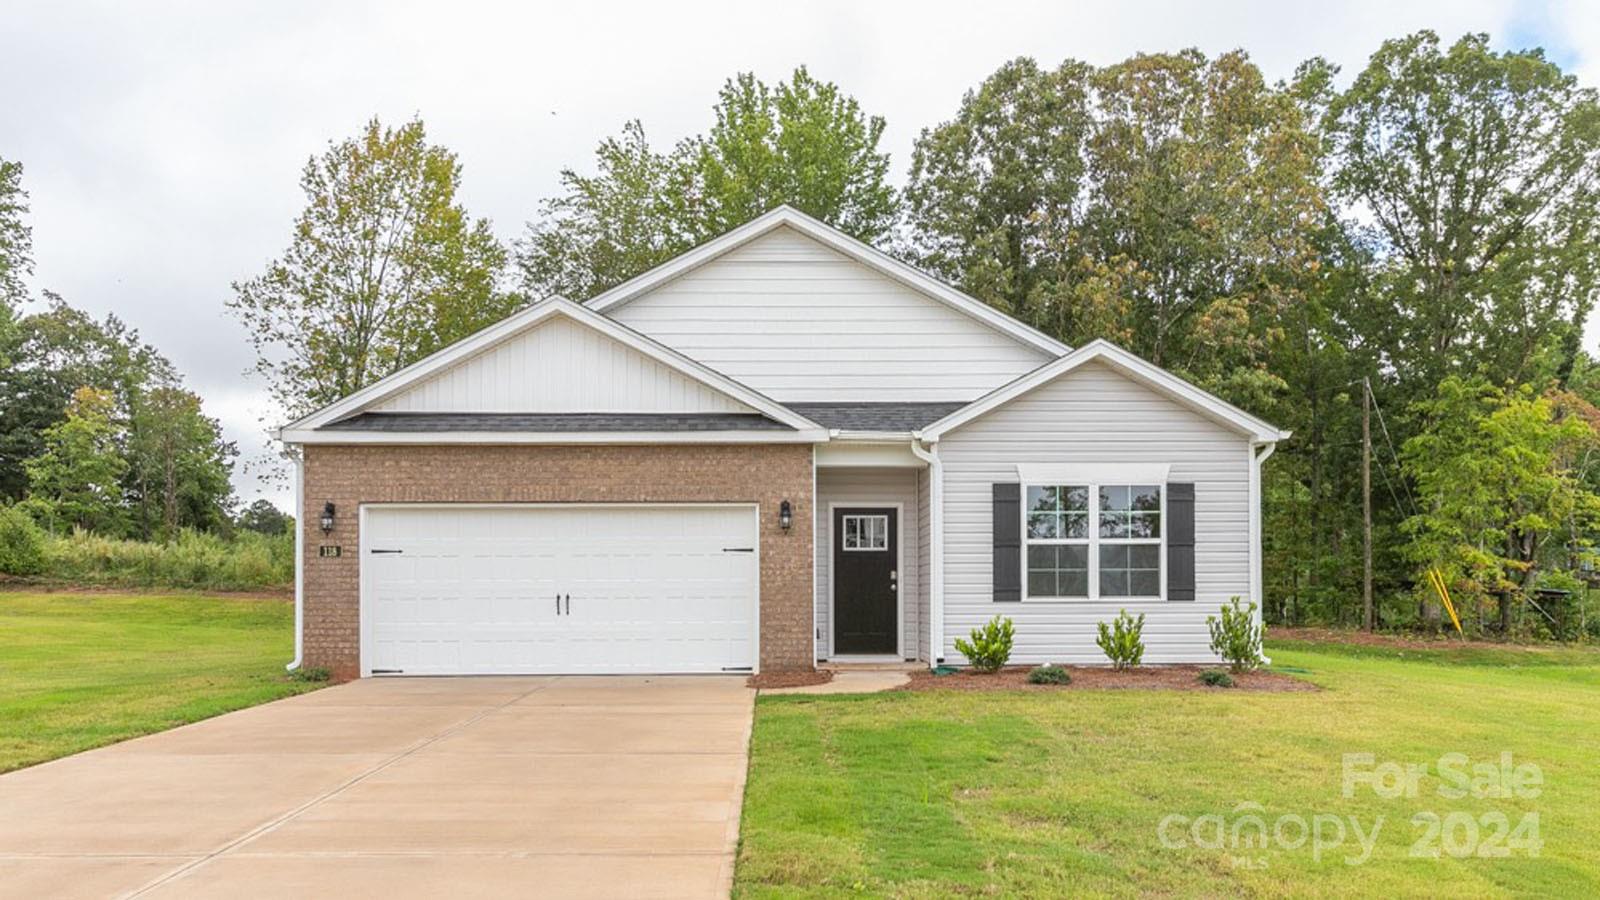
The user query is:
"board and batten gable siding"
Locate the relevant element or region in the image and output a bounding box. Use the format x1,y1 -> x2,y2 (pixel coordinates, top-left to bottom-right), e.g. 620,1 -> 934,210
607,226 -> 1055,402
937,359 -> 1252,665
373,315 -> 751,414
815,467 -> 921,659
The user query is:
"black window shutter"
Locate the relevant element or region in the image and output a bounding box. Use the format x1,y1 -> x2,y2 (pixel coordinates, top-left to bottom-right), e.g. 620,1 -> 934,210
993,483 -> 1021,602
1168,482 -> 1196,601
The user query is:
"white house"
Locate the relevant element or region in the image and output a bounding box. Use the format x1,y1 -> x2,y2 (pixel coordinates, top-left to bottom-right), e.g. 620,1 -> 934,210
276,206 -> 1287,678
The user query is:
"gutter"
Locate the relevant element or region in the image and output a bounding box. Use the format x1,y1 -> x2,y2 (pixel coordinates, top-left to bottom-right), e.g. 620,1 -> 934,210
285,446 -> 304,672
909,434 -> 944,667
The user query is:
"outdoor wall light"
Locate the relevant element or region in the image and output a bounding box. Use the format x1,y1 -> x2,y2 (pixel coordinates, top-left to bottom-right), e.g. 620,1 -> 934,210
778,499 -> 793,531
320,501 -> 336,534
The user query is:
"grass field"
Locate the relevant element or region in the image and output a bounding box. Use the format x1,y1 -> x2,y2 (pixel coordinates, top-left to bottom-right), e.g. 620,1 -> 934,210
0,591 -> 319,773
736,638 -> 1600,897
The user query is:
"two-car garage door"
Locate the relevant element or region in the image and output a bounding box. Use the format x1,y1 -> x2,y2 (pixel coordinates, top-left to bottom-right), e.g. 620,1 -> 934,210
361,505 -> 758,675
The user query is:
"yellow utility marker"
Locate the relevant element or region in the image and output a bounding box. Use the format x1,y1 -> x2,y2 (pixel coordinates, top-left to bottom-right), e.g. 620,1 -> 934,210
1426,567 -> 1464,636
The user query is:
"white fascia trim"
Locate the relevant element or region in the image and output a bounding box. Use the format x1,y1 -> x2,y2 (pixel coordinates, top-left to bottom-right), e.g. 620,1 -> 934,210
285,446 -> 304,672
584,206 -> 1070,359
275,295 -> 822,436
279,428 -> 831,445
920,339 -> 1292,444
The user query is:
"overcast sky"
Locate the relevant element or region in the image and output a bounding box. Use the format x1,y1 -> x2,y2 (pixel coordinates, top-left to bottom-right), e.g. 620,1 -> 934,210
3,1 -> 1595,511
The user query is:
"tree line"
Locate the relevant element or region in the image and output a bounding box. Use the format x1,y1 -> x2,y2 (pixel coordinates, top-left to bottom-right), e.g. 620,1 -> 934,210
6,30 -> 1600,635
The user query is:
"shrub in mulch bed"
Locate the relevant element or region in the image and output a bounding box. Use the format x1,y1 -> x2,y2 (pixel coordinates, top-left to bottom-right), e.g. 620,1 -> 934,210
897,665 -> 1316,693
747,670 -> 834,690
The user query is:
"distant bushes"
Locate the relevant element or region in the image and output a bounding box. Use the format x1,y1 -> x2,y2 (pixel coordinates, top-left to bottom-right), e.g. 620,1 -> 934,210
0,505 -> 48,576
0,521 -> 294,592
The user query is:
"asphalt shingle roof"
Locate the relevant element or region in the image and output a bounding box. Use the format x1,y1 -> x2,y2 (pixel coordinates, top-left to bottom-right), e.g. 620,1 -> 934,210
321,412 -> 793,432
784,401 -> 969,432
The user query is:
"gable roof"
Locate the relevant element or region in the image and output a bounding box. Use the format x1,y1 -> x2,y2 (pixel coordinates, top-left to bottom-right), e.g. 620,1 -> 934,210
918,340 -> 1291,444
583,206 -> 1070,359
276,296 -> 825,443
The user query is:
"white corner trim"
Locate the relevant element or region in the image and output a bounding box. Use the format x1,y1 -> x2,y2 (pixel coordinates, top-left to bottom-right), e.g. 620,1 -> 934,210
1015,462 -> 1171,485
276,296 -> 823,437
921,339 -> 1291,444
285,447 -> 304,672
583,206 -> 1069,358
909,439 -> 943,666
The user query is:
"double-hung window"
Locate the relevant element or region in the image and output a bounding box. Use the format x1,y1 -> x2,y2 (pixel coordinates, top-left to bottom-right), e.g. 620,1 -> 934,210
1024,483 -> 1162,600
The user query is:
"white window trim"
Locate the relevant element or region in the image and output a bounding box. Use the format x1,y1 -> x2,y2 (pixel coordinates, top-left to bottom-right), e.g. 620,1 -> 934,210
1021,481 -> 1167,602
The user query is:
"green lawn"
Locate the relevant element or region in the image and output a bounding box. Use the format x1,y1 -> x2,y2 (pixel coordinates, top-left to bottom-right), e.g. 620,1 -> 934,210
736,638 -> 1600,897
0,591 -> 320,772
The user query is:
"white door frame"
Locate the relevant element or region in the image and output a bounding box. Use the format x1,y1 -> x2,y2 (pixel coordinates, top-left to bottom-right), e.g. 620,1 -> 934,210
357,501 -> 762,677
825,500 -> 905,660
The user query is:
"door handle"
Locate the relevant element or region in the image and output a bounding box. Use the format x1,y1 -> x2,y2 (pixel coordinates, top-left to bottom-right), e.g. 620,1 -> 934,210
565,593 -> 571,615
556,593 -> 561,615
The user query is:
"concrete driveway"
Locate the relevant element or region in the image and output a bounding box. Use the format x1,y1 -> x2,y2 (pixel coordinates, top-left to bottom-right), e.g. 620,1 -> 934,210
0,676 -> 754,899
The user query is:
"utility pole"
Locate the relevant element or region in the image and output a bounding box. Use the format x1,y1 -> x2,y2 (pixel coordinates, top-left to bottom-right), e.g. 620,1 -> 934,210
1362,377 -> 1374,632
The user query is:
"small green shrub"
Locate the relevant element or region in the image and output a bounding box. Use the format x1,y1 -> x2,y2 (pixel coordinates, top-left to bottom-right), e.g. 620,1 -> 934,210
1027,664 -> 1072,685
1096,609 -> 1146,670
1208,596 -> 1264,672
289,666 -> 331,683
1199,669 -> 1236,688
0,505 -> 47,576
954,615 -> 1014,673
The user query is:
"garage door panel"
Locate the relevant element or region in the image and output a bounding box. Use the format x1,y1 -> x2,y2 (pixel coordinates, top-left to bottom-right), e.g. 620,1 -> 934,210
364,505 -> 757,675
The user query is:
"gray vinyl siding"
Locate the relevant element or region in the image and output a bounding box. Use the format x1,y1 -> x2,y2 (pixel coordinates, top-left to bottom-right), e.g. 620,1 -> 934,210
610,226 -> 1053,402
938,360 -> 1252,665
815,467 -> 921,659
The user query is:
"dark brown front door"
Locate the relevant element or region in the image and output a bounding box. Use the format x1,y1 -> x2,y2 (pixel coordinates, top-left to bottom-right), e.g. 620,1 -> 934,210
833,507 -> 898,655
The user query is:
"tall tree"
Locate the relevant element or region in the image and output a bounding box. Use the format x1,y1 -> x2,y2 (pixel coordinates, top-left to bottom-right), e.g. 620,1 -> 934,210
1402,377 -> 1600,633
1327,31 -> 1600,391
691,67 -> 896,241
0,296 -> 173,501
516,68 -> 896,299
230,117 -> 514,416
516,121 -> 697,301
0,156 -> 30,313
23,387 -> 128,535
902,58 -> 1095,325
126,387 -> 236,539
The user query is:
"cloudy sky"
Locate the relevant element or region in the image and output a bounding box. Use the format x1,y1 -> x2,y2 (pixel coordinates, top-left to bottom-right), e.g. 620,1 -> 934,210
3,0 -> 1595,510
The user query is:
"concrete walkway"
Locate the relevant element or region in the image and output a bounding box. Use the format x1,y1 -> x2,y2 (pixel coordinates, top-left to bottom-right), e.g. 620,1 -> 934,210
0,675 -> 754,899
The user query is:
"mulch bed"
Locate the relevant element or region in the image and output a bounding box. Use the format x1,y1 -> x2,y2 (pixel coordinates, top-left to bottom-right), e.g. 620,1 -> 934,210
897,665 -> 1317,693
748,670 -> 835,690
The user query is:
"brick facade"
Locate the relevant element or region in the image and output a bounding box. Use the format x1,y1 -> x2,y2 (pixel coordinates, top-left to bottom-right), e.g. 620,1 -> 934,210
301,443 -> 816,680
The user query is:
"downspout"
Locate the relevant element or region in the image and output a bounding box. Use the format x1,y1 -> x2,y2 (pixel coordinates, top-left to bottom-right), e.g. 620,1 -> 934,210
909,435 -> 943,667
1250,440 -> 1277,665
285,446 -> 304,672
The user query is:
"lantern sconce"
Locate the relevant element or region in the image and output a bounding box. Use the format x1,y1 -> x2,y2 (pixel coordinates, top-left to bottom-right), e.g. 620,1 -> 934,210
778,499 -> 794,531
320,501 -> 336,535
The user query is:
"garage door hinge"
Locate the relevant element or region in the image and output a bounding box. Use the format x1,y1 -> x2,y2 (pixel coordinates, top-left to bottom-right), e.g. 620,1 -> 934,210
721,547 -> 754,553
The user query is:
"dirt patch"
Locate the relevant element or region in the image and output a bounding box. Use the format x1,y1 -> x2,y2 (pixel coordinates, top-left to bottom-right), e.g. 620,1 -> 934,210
748,670 -> 835,690
897,665 -> 1316,693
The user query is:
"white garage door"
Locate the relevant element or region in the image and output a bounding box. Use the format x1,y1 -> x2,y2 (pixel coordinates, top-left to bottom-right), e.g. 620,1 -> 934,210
361,504 -> 758,675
